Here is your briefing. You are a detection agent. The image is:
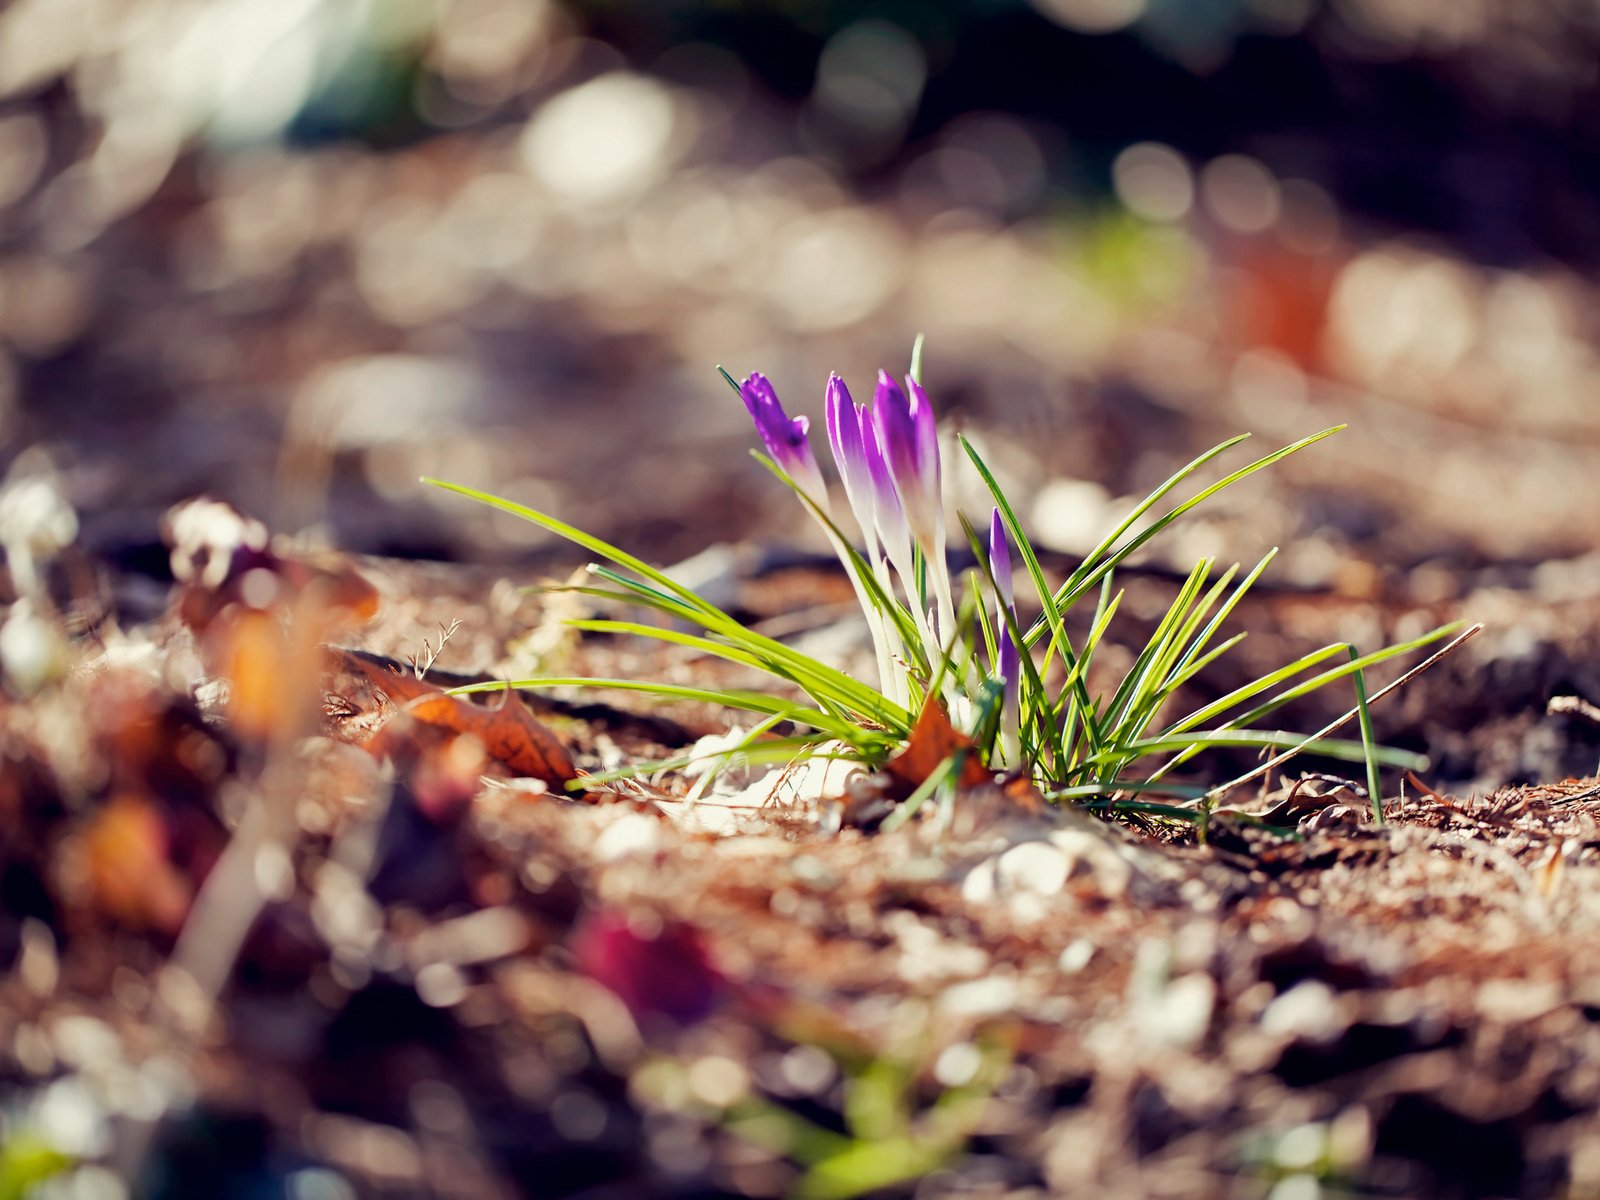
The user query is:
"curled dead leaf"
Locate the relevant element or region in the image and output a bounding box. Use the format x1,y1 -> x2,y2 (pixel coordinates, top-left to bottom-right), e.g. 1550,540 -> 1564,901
402,690 -> 577,790
325,649 -> 577,791
883,694 -> 992,797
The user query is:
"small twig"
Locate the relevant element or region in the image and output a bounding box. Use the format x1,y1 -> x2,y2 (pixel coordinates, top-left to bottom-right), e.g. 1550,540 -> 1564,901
1549,694 -> 1600,725
1202,622 -> 1483,806
408,618 -> 462,680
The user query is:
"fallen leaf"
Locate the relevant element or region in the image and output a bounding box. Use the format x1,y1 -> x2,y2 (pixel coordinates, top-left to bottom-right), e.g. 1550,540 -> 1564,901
70,794 -> 194,935
323,646 -> 443,713
331,649 -> 577,792
1000,773 -> 1049,814
404,690 -> 578,790
883,695 -> 992,795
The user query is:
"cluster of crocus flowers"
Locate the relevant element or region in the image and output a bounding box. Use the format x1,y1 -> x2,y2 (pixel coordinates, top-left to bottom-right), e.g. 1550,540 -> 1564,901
739,364 -> 1022,761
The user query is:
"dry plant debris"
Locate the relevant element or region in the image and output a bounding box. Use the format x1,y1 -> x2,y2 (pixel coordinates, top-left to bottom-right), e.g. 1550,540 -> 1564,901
2,494 -> 1600,1199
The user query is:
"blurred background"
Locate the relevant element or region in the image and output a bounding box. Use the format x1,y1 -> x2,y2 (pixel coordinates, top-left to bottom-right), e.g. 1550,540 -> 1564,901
1,0 -> 1599,593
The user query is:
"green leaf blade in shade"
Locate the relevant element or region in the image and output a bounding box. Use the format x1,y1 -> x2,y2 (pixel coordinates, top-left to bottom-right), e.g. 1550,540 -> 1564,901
1350,642 -> 1385,824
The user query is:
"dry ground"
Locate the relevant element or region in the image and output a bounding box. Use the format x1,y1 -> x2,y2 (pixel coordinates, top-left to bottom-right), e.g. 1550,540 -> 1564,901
4,540 -> 1600,1200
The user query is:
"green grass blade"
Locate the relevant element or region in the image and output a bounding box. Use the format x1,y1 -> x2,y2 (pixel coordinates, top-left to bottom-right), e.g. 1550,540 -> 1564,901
750,450 -> 924,670
448,677 -> 874,745
1350,643 -> 1385,824
566,619 -> 773,672
1026,427 -> 1344,646
423,478 -> 724,619
959,513 -> 1064,770
1200,623 -> 1462,734
1101,558 -> 1213,738
960,435 -> 1097,757
427,475 -> 909,730
879,753 -> 961,833
1097,730 -> 1428,770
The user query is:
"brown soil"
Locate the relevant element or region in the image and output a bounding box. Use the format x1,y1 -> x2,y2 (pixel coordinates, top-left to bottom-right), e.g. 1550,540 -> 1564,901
5,544 -> 1600,1200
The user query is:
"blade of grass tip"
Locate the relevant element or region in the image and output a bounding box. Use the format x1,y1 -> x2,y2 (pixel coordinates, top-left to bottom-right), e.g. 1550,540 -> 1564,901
1163,551 -> 1272,686
586,565 -> 707,616
1202,622 -> 1483,804
1019,432 -> 1252,646
1031,427 -> 1346,645
422,479 -> 728,621
909,333 -> 926,386
716,364 -> 742,394
1198,622 -> 1463,735
1350,643 -> 1385,824
448,676 -> 871,745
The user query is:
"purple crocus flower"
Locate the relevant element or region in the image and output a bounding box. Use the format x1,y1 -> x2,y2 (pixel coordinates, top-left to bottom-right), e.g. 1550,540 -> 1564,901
827,374 -> 912,567
862,399 -> 914,586
740,372 -> 828,511
870,372 -> 942,558
825,374 -> 874,541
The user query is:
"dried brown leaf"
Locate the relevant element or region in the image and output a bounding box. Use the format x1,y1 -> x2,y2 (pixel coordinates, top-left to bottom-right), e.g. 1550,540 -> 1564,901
883,695 -> 991,796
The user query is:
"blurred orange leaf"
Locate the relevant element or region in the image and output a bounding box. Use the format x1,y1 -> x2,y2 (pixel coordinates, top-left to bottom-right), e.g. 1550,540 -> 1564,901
76,794 -> 192,934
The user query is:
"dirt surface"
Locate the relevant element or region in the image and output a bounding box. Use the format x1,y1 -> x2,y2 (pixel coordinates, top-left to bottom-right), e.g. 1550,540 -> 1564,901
4,536 -> 1600,1199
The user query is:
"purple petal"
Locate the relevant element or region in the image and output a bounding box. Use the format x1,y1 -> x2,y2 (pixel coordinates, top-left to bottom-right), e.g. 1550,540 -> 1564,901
997,617 -> 1020,696
863,407 -> 910,564
872,371 -> 918,491
827,374 -> 880,544
740,371 -> 826,507
872,370 -> 945,556
989,508 -> 1015,611
906,375 -> 942,498
825,374 -> 863,489
740,372 -> 809,466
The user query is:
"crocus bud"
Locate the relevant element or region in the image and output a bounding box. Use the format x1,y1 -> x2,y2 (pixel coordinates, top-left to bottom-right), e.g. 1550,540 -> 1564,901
825,374 -> 876,548
989,508 -> 1015,613
871,372 -> 943,558
739,372 -> 828,511
990,508 -> 1021,767
863,400 -> 914,586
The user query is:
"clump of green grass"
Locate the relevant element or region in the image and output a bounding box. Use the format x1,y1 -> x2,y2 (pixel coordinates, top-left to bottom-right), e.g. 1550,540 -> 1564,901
428,338 -> 1461,824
